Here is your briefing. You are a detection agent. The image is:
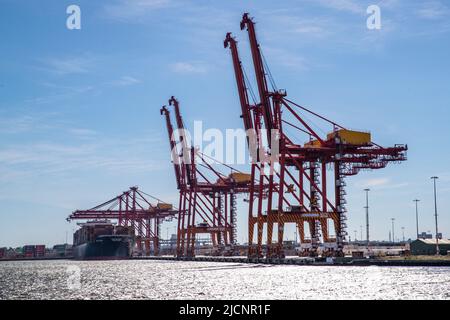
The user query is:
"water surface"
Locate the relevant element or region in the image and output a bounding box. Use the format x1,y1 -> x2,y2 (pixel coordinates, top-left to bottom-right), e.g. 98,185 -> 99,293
0,260 -> 448,300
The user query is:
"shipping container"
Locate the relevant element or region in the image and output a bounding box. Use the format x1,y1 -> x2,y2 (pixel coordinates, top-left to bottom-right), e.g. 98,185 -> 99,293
327,129 -> 371,146
228,172 -> 252,184
53,244 -> 69,257
115,226 -> 135,236
304,139 -> 322,148
23,245 -> 36,258
35,245 -> 45,257
24,245 -> 35,252
352,251 -> 365,258
156,203 -> 173,210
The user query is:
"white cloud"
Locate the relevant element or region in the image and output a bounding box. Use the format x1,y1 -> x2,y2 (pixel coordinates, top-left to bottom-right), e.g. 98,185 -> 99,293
68,128 -> 97,137
294,25 -> 327,35
104,0 -> 171,20
355,178 -> 409,190
40,56 -> 93,75
366,178 -> 391,187
417,1 -> 450,19
169,62 -> 207,74
0,116 -> 39,134
259,7 -> 393,58
265,14 -> 334,38
24,84 -> 95,105
0,138 -> 163,180
263,47 -> 309,70
310,0 -> 364,14
0,114 -> 60,134
111,76 -> 142,86
436,172 -> 450,182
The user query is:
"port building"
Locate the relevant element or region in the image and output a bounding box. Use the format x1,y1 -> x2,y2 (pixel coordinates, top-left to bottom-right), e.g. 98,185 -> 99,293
410,239 -> 450,255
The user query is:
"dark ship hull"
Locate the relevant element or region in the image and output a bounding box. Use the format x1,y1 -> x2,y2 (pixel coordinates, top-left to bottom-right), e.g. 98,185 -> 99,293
73,235 -> 132,260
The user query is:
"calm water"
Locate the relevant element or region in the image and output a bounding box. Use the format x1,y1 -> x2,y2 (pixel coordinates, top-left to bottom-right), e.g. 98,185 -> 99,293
0,260 -> 449,300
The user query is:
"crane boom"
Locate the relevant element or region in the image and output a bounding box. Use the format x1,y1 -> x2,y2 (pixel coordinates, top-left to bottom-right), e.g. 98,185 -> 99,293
225,12 -> 407,259
224,32 -> 254,134
240,13 -> 274,145
169,96 -> 192,185
160,106 -> 182,189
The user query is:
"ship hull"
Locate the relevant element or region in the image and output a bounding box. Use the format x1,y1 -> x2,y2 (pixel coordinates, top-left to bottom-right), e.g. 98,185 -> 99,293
73,236 -> 132,260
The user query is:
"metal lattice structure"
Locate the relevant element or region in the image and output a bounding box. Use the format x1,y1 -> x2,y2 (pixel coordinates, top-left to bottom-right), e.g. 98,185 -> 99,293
67,187 -> 176,256
161,97 -> 252,258
224,13 -> 407,258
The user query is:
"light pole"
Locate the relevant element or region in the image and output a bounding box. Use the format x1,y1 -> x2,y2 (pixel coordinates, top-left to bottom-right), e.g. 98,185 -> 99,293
413,199 -> 420,239
431,176 -> 440,255
364,189 -> 370,249
402,227 -> 405,242
391,218 -> 395,244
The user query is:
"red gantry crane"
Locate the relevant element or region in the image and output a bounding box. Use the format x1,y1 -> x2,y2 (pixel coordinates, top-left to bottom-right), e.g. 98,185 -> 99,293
225,13 -> 407,259
161,97 -> 253,258
67,187 -> 176,256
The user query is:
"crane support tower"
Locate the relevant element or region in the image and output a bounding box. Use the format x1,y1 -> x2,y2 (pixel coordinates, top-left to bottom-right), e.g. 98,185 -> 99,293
225,13 -> 407,258
67,187 -> 176,256
161,97 -> 256,258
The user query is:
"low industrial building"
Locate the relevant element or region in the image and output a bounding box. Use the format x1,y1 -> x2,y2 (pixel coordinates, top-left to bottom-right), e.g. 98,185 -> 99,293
410,239 -> 450,255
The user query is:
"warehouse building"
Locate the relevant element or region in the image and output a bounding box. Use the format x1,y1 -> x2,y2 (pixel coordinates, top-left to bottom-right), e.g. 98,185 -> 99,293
410,239 -> 450,255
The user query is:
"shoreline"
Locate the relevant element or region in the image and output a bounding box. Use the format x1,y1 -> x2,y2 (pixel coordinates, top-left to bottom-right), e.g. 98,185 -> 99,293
131,256 -> 450,267
2,255 -> 450,267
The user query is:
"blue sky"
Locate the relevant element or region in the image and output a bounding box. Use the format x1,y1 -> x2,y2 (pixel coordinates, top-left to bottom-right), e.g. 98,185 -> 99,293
0,0 -> 449,247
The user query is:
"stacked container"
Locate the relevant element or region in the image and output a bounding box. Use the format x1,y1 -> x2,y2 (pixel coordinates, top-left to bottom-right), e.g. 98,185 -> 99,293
93,224 -> 113,240
35,245 -> 45,257
23,245 -> 36,258
74,223 -> 116,246
115,225 -> 135,236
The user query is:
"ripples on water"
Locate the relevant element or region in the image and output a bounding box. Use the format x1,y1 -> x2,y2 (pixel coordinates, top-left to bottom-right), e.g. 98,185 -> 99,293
0,260 -> 449,300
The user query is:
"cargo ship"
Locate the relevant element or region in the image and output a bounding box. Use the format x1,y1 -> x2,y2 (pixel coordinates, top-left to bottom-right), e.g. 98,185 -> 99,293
73,220 -> 135,260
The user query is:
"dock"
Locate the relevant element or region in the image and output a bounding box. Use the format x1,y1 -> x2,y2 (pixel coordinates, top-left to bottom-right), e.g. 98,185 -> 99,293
130,255 -> 450,267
